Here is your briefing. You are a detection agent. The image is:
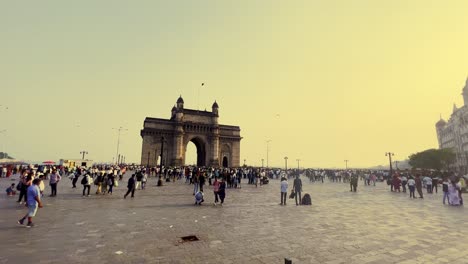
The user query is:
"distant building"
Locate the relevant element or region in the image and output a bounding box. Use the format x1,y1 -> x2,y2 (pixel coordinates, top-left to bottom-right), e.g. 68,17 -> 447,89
435,78 -> 468,173
59,159 -> 93,168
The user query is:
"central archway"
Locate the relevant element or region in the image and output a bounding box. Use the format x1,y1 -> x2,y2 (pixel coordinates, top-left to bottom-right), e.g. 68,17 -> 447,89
184,137 -> 206,166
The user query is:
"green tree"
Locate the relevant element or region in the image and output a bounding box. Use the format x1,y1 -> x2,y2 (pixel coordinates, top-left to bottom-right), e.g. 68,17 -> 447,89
0,152 -> 14,159
408,148 -> 456,171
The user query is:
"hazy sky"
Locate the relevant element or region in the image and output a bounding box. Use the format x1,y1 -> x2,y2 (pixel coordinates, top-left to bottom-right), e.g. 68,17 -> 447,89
1,1 -> 468,168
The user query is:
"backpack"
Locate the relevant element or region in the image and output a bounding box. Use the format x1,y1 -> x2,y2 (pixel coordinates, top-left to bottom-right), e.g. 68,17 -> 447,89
81,177 -> 87,185
16,181 -> 23,191
302,193 -> 312,205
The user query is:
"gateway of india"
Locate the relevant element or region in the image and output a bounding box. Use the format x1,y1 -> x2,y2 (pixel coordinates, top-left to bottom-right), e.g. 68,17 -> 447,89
140,96 -> 241,168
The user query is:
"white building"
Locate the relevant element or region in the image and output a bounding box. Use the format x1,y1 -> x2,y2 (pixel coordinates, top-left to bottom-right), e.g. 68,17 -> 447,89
436,78 -> 468,173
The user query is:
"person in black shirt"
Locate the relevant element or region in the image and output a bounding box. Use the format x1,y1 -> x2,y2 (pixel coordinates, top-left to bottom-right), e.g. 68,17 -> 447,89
107,174 -> 115,195
124,175 -> 136,199
72,172 -> 80,188
199,173 -> 206,192
136,171 -> 143,190
293,175 -> 302,206
218,178 -> 226,206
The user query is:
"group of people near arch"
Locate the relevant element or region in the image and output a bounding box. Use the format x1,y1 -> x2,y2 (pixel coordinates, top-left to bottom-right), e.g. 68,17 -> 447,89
3,163 -> 466,227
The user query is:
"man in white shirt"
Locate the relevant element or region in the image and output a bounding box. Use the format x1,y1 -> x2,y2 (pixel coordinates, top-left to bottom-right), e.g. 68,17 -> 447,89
408,177 -> 416,199
49,169 -> 61,197
1,167 -> 7,178
401,175 -> 408,193
280,177 -> 288,206
423,176 -> 432,194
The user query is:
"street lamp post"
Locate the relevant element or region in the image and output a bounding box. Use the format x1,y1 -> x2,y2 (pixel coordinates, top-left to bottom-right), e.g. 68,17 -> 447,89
112,126 -> 128,165
266,140 -> 272,168
80,151 -> 88,160
284,156 -> 288,177
344,160 -> 349,170
385,152 -> 395,181
394,161 -> 399,170
244,159 -> 246,166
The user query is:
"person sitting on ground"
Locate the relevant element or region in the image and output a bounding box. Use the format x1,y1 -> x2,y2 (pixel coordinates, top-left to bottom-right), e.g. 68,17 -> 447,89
194,191 -> 204,205
6,183 -> 16,196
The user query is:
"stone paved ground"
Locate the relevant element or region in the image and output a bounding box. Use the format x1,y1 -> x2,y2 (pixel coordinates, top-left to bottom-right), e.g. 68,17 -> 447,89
0,174 -> 467,264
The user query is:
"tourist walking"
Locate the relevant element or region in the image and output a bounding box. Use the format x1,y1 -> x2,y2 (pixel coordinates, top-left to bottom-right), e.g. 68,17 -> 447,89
408,176 -> 416,199
293,175 -> 302,205
49,169 -> 61,197
81,173 -> 92,197
371,173 -> 377,186
350,173 -> 358,192
213,177 -> 220,205
218,178 -> 226,206
199,173 -> 205,192
17,178 -> 43,228
101,174 -> 109,195
401,174 -> 408,193
72,171 -> 80,188
124,174 -> 136,199
432,176 -> 439,194
141,172 -> 147,190
280,177 -> 288,205
193,173 -> 199,195
136,171 -> 143,190
442,176 -> 450,205
423,175 -> 432,194
392,175 -> 401,193
17,173 -> 32,204
448,178 -> 461,206
107,174 -> 115,194
95,173 -> 103,194
415,174 -> 424,199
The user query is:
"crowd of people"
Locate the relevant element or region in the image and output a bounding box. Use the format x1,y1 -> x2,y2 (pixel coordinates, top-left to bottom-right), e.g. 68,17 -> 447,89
1,163 -> 466,227
387,171 -> 465,206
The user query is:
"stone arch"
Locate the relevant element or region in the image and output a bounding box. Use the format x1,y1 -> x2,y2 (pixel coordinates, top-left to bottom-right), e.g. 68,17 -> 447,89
140,98 -> 241,167
184,136 -> 208,166
220,144 -> 231,168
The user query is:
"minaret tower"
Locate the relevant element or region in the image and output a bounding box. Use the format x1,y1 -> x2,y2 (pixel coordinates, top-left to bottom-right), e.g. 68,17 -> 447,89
463,77 -> 468,106
175,95 -> 184,121
210,100 -> 220,166
212,100 -> 219,124
435,115 -> 447,148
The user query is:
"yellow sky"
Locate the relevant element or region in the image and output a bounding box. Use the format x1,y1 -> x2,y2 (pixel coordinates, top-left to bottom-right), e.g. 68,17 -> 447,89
1,1 -> 468,168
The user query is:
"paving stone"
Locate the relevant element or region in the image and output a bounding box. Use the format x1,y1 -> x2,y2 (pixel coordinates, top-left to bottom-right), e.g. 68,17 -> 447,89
0,175 -> 466,263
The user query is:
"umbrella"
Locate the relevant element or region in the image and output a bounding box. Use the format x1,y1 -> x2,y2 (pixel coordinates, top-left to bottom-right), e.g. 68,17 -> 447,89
43,160 -> 56,165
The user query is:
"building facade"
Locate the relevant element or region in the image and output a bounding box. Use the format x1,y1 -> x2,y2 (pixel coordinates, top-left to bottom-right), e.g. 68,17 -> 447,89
140,96 -> 242,168
436,78 -> 468,173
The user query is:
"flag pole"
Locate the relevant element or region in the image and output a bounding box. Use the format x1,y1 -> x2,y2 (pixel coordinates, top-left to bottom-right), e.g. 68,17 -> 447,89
198,82 -> 204,111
